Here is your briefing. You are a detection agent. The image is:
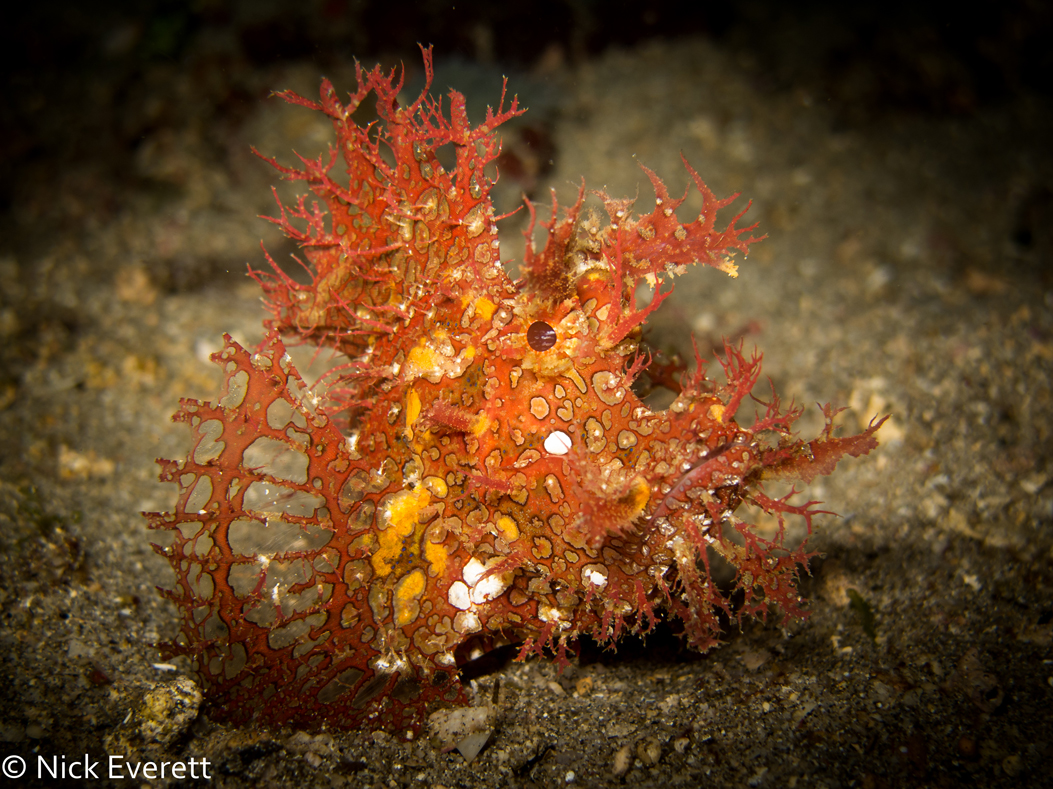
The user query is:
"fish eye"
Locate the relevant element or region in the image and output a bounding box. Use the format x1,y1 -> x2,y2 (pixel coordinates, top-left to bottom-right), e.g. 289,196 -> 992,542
526,320 -> 557,351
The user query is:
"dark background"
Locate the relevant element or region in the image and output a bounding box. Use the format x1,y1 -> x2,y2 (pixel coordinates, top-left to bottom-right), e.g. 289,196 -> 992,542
4,0 -> 1052,258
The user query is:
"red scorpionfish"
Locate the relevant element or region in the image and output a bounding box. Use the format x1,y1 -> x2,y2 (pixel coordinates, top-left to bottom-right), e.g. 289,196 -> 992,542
148,47 -> 886,734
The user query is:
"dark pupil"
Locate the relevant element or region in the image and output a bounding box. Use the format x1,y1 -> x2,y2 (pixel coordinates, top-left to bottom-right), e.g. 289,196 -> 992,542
527,320 -> 557,351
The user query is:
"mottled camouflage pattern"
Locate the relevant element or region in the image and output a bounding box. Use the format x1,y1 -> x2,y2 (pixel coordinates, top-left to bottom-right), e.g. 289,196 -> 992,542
148,47 -> 885,734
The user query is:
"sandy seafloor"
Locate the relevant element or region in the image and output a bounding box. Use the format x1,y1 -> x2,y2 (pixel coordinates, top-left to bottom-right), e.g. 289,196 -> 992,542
2,4 -> 1052,787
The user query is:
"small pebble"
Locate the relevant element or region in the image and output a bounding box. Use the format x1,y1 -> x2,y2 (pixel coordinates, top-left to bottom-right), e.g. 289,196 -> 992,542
139,677 -> 201,745
1003,754 -> 1023,777
636,737 -> 661,767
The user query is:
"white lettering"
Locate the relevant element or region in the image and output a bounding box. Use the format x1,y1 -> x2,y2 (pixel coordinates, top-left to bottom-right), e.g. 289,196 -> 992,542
38,755 -> 57,779
39,753 -> 212,781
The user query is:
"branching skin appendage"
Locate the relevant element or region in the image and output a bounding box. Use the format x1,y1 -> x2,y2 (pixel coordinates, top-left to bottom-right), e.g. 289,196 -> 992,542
147,46 -> 887,735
